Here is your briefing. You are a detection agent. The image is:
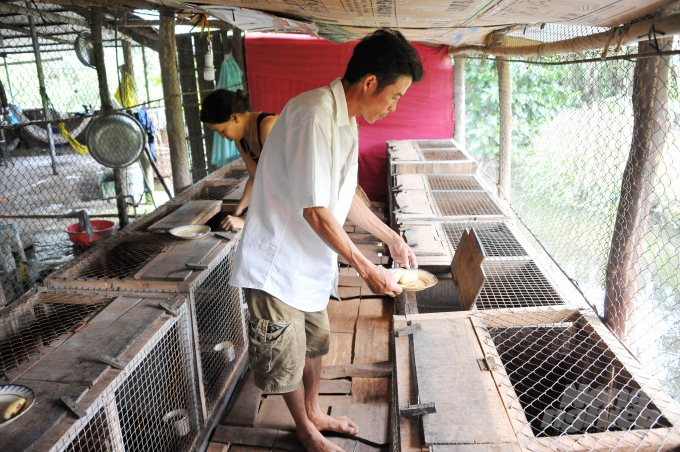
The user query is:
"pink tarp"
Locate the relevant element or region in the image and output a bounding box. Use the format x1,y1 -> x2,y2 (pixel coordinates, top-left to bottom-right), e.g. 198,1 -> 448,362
245,33 -> 454,201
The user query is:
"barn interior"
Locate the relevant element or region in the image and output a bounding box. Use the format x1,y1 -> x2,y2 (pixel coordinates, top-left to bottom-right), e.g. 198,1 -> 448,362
1,0 -> 680,451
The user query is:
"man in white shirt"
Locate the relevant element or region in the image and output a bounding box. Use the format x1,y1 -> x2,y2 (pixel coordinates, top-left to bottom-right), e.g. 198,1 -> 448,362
231,29 -> 423,452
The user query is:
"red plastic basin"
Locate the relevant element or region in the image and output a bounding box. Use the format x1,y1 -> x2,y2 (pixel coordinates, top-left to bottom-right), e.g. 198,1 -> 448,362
65,220 -> 116,246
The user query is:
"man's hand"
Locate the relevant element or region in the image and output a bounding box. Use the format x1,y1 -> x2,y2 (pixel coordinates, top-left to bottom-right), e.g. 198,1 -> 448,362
362,265 -> 402,297
387,237 -> 418,269
221,215 -> 245,231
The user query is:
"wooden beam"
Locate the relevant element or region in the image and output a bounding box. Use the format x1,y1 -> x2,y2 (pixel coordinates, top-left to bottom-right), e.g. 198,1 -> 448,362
159,10 -> 192,192
177,34 -> 207,181
448,13 -> 680,58
0,23 -> 72,45
496,56 -> 511,199
604,39 -> 671,340
453,55 -> 466,149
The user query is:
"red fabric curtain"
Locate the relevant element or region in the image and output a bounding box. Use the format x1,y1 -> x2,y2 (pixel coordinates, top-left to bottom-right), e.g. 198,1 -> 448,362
245,33 -> 454,201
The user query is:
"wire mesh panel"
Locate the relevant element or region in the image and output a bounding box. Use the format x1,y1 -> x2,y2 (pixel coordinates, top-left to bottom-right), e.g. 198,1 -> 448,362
0,290 -> 115,380
53,302 -> 200,452
191,236 -> 247,415
441,221 -> 528,257
476,260 -> 565,310
415,139 -> 460,150
432,191 -> 505,217
420,150 -> 468,161
44,233 -> 176,289
474,307 -> 680,451
426,175 -> 485,191
462,28 -> 680,406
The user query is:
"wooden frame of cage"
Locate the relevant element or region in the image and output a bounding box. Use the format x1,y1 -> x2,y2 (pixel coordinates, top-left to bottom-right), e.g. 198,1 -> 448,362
387,139 -> 478,175
393,306 -> 680,452
0,289 -> 119,385
1,292 -> 216,452
42,231 -> 248,427
43,231 -> 239,292
392,187 -> 509,223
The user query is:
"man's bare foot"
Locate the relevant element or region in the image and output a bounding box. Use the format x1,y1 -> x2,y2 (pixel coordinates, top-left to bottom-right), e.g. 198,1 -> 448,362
307,409 -> 359,436
298,424 -> 347,452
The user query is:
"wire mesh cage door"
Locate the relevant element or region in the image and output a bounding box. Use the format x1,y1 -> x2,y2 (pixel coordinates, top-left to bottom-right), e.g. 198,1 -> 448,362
49,300 -> 202,452
476,307 -> 680,451
393,306 -> 680,452
188,237 -> 248,421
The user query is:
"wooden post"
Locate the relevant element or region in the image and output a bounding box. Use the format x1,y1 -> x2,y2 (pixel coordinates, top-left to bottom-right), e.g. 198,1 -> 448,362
159,11 -> 192,193
194,33 -> 215,170
91,7 -> 128,228
91,8 -> 112,113
232,28 -> 246,77
27,13 -> 57,176
453,55 -> 466,149
122,38 -> 155,204
496,57 -> 512,199
604,39 -> 671,340
177,34 -> 207,181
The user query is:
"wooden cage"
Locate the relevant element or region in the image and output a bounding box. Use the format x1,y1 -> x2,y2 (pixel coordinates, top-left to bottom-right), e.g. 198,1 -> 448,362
394,306 -> 680,452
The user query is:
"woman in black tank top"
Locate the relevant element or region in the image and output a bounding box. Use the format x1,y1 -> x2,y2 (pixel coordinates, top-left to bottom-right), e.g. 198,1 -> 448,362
201,89 -> 278,231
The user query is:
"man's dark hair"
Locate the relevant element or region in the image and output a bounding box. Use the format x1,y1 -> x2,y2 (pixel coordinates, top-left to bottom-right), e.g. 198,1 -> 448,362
343,29 -> 424,93
200,89 -> 249,124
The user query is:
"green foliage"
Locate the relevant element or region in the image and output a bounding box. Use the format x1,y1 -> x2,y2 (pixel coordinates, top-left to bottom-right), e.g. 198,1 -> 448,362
464,57 -> 581,161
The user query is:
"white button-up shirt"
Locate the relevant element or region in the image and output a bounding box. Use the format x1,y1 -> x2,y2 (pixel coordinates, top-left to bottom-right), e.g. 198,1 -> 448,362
230,78 -> 359,312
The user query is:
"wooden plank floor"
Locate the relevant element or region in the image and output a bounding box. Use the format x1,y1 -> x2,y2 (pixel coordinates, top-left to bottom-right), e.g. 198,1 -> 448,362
211,206 -> 393,452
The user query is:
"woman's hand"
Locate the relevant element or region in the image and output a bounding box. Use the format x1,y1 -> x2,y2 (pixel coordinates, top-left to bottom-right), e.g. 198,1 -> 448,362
387,237 -> 418,269
221,215 -> 245,231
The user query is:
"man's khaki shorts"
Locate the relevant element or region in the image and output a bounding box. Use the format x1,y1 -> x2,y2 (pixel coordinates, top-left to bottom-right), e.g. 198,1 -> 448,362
244,288 -> 330,393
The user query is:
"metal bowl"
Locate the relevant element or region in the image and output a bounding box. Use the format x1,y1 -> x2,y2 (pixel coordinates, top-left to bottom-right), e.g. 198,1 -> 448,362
86,113 -> 145,168
391,268 -> 438,292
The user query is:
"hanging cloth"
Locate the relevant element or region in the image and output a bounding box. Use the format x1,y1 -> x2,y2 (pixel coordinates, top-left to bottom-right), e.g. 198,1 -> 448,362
135,108 -> 157,160
210,54 -> 244,168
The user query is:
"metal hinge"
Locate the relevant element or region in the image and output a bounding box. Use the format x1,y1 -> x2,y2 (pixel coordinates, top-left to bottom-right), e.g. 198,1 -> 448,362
477,355 -> 497,371
399,402 -> 437,417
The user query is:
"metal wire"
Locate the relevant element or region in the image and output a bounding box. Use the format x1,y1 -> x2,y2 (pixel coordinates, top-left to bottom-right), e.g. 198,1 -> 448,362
441,221 -> 528,257
54,302 -> 200,452
192,237 -> 246,414
0,289 -> 115,378
426,174 -> 485,191
0,2 -> 247,303
432,191 -> 505,217
475,260 -> 566,310
477,308 -> 675,448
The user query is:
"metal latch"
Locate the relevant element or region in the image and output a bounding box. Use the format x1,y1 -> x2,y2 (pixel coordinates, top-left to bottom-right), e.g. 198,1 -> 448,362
98,354 -> 126,370
186,262 -> 209,270
477,355 -> 497,371
399,402 -> 436,417
395,323 -> 421,337
158,301 -> 179,317
61,395 -> 87,419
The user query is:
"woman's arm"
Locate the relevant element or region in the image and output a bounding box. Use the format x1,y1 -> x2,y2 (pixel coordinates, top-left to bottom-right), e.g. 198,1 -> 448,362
233,153 -> 257,217
222,143 -> 257,230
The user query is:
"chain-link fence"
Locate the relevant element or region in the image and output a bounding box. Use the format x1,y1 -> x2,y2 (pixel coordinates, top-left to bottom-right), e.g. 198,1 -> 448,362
0,1 -> 247,305
462,22 -> 680,420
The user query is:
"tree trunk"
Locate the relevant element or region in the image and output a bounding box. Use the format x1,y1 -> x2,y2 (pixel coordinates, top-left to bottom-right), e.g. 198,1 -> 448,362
496,57 -> 512,199
159,11 -> 192,193
177,34 -> 207,181
604,39 -> 671,340
453,55 -> 466,149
